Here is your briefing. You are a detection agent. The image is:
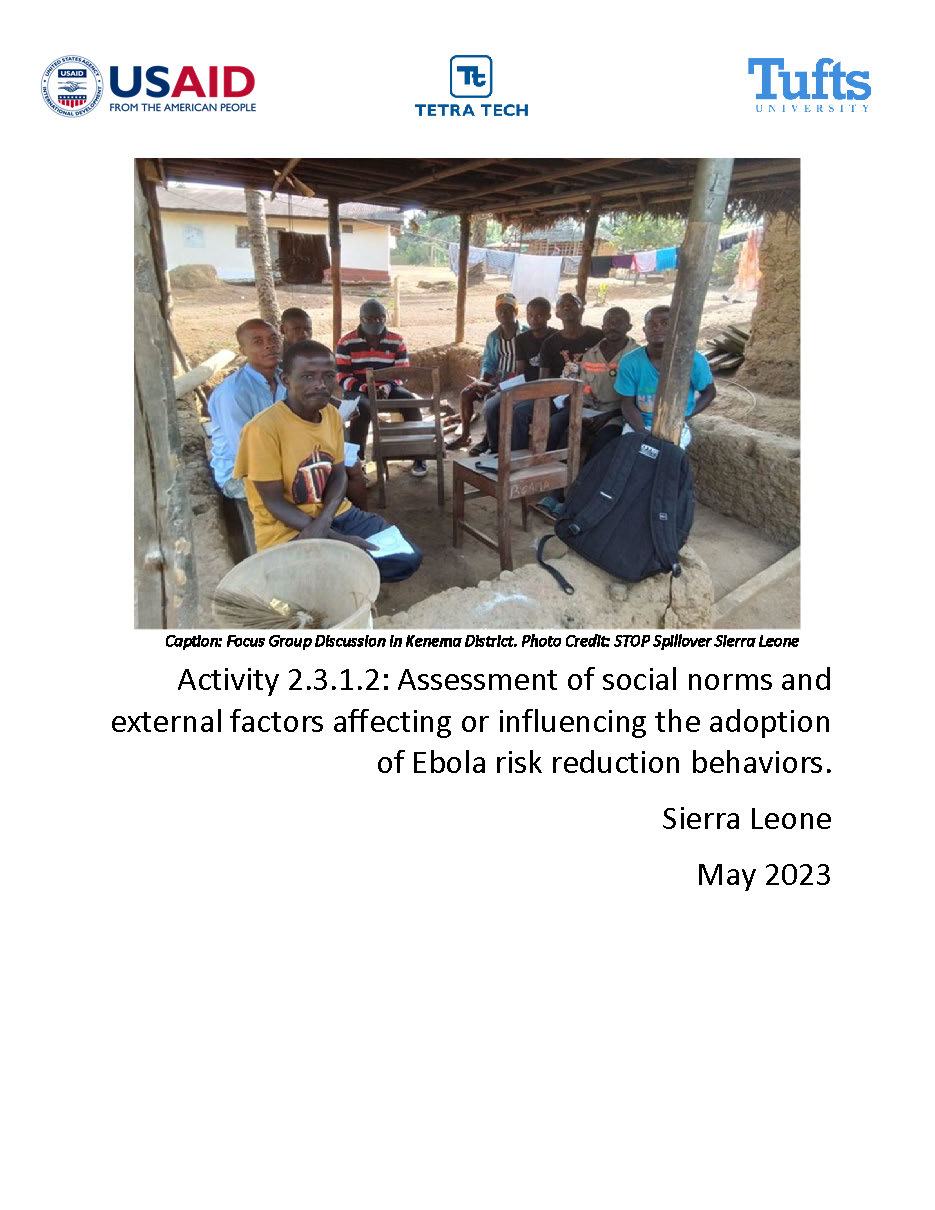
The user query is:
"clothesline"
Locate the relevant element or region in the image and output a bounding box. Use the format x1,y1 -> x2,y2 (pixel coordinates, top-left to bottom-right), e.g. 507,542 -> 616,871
447,228 -> 760,294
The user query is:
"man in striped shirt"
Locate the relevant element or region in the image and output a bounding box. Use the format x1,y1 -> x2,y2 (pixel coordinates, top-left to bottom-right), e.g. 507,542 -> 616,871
336,299 -> 427,477
446,293 -> 526,451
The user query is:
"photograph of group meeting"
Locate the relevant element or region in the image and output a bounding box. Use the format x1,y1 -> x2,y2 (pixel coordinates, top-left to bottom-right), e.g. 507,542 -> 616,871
134,157 -> 800,631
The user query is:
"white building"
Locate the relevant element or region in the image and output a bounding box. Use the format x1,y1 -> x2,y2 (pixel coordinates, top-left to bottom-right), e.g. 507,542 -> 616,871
157,184 -> 403,283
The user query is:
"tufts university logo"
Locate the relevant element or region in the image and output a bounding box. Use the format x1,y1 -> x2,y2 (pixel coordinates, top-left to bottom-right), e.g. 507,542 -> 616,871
41,55 -> 104,117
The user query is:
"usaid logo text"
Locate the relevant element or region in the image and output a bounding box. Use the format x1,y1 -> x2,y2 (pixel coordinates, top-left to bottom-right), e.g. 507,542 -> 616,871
109,65 -> 255,99
450,56 -> 492,98
748,57 -> 870,114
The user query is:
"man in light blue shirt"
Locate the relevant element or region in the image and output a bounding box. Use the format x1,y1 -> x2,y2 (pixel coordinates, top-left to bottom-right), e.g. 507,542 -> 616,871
614,305 -> 716,448
208,318 -> 286,497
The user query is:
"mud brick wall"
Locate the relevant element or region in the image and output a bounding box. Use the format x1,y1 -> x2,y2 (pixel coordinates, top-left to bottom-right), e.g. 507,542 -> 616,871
738,212 -> 800,397
376,544 -> 714,629
688,415 -> 800,545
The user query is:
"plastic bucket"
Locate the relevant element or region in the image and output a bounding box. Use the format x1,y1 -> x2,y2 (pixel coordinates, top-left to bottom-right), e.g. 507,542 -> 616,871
213,539 -> 381,629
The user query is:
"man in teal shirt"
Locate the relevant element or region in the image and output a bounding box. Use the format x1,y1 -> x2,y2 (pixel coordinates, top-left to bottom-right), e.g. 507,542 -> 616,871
614,305 -> 716,447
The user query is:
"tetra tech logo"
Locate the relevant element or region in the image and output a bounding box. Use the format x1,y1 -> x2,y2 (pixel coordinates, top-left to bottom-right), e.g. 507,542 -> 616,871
450,56 -> 492,98
41,55 -> 104,117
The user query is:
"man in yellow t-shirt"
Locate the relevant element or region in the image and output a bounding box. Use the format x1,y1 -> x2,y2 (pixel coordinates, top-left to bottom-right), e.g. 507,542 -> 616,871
234,341 -> 422,582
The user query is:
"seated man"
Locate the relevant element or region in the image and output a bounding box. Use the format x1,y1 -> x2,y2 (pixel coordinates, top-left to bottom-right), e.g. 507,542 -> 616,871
279,305 -> 369,509
336,299 -> 427,477
234,341 -> 422,582
447,293 -> 526,452
475,296 -> 557,456
507,292 -> 602,454
279,306 -> 314,352
614,304 -> 716,448
548,306 -> 640,458
207,318 -> 285,498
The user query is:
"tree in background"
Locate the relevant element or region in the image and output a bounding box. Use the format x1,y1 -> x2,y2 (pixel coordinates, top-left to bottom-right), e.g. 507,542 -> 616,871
470,214 -> 488,281
609,213 -> 687,251
244,189 -> 280,324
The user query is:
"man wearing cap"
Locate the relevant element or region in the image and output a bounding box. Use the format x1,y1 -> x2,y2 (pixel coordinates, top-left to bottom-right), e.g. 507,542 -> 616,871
446,293 -> 527,450
335,298 -> 428,478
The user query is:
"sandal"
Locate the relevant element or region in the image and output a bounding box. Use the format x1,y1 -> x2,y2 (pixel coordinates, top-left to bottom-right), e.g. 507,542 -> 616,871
468,440 -> 490,457
534,495 -> 565,520
445,434 -> 470,450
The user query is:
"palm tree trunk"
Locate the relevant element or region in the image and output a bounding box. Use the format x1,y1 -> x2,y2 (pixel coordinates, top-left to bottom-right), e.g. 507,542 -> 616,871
244,188 -> 280,325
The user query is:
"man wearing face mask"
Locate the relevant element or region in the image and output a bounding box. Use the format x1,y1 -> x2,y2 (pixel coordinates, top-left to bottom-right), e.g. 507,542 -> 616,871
335,299 -> 428,478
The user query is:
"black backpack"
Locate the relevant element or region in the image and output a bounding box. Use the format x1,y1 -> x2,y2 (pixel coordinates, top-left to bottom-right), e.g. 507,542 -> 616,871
537,430 -> 694,594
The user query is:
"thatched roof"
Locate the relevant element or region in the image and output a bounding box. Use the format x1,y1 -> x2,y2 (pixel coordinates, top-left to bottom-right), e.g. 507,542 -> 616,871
151,158 -> 800,224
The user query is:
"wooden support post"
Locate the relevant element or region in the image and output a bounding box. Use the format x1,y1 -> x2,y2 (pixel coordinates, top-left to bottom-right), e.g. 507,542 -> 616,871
391,274 -> 401,327
576,197 -> 601,302
455,212 -> 470,343
134,161 -> 198,628
652,158 -> 734,445
329,197 -> 342,348
173,349 -> 237,399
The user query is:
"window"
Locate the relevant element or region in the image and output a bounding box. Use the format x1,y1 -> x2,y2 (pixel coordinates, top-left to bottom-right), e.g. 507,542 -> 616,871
183,225 -> 205,248
235,226 -> 249,248
341,223 -> 354,234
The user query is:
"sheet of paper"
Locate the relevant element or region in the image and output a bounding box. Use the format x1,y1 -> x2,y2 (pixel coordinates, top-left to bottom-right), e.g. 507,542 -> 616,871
553,394 -> 569,410
344,442 -> 360,465
582,407 -> 603,420
366,525 -> 415,559
337,397 -> 360,422
498,373 -> 526,392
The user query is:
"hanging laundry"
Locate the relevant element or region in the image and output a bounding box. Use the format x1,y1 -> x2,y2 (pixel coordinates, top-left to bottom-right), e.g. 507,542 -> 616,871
632,250 -> 657,274
734,229 -> 762,293
448,242 -> 488,275
655,247 -> 678,272
484,248 -> 516,275
611,253 -> 633,269
562,255 -> 581,276
589,255 -> 613,278
510,252 -> 563,305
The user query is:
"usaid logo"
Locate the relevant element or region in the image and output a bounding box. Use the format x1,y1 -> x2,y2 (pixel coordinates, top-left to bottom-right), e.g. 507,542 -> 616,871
450,55 -> 492,98
41,55 -> 104,117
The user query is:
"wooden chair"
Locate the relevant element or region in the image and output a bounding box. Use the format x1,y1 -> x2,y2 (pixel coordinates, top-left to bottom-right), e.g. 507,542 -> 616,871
364,367 -> 445,507
451,378 -> 584,572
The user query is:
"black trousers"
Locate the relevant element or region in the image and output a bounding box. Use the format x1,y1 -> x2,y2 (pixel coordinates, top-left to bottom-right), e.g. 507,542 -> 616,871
347,385 -> 423,453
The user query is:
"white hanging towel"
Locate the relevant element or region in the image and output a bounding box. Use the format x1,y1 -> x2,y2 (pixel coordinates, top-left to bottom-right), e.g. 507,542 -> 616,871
510,253 -> 563,305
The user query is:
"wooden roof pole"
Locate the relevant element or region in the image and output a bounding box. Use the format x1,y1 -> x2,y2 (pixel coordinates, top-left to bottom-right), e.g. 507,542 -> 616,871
444,159 -> 636,207
652,158 -> 734,446
455,212 -> 470,343
329,198 -> 342,348
576,197 -> 601,303
492,160 -> 793,220
270,158 -> 301,201
381,158 -> 500,196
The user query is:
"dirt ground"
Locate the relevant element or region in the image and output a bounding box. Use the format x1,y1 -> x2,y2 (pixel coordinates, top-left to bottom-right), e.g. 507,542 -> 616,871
170,264 -> 798,438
